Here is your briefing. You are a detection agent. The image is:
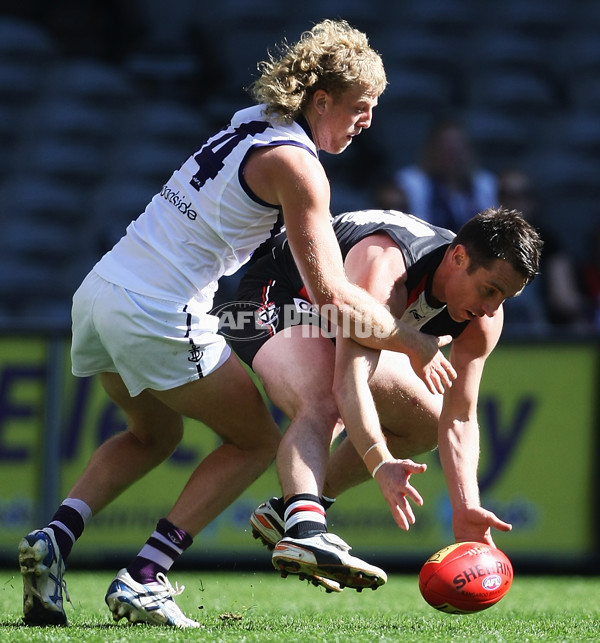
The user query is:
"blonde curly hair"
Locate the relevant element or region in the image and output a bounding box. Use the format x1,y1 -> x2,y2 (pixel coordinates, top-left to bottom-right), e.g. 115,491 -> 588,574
249,19 -> 387,123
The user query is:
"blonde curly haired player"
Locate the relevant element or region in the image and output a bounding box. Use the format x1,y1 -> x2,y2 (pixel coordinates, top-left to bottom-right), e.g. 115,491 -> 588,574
18,18 -> 455,628
251,19 -> 387,122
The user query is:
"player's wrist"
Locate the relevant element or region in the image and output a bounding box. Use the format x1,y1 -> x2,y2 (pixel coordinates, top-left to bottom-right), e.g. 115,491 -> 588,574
362,441 -> 394,477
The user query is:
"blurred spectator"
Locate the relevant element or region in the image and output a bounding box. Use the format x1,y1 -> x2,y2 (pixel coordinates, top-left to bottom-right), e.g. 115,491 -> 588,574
394,117 -> 497,231
580,220 -> 600,331
498,169 -> 588,332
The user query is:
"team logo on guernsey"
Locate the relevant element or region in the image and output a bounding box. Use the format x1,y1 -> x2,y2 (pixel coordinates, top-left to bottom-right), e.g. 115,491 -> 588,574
187,343 -> 203,362
409,309 -> 426,321
256,301 -> 279,327
402,290 -> 444,330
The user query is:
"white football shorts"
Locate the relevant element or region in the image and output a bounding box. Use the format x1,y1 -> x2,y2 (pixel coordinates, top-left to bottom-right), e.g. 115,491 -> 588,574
71,270 -> 231,397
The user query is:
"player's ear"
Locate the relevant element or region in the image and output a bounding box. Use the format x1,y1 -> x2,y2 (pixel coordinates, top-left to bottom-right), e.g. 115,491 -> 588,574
312,89 -> 329,114
451,244 -> 467,268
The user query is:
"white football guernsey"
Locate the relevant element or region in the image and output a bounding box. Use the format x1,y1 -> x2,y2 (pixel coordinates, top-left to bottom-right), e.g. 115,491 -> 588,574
94,104 -> 318,308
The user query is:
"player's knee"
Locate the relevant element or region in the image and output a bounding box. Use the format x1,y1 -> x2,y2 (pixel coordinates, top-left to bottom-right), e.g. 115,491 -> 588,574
229,416 -> 281,463
257,419 -> 281,454
262,425 -> 281,464
130,417 -> 184,461
294,401 -> 340,444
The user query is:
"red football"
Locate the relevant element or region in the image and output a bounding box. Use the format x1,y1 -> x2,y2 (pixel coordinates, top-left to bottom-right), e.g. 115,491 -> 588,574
418,542 -> 513,614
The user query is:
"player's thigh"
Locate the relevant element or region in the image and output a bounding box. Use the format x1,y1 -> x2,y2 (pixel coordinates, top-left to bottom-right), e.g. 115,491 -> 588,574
369,350 -> 442,434
149,351 -> 280,450
99,371 -> 184,448
252,325 -> 337,419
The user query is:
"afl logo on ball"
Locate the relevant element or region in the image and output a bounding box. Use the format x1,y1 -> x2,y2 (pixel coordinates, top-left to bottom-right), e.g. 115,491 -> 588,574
482,575 -> 502,591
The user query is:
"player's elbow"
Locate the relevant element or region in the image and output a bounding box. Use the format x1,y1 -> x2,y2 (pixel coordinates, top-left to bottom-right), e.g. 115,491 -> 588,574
309,286 -> 346,327
308,284 -> 338,309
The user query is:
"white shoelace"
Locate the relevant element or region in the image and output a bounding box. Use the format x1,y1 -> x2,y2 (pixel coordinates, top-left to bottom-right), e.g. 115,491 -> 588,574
155,573 -> 185,597
61,578 -> 72,606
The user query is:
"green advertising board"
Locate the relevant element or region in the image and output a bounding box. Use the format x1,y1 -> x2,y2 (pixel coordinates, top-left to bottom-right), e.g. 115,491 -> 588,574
327,343 -> 598,563
0,337 -> 597,568
0,337 -> 47,544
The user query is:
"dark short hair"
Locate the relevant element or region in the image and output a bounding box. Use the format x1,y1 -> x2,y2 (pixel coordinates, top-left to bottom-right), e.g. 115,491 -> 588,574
451,208 -> 543,283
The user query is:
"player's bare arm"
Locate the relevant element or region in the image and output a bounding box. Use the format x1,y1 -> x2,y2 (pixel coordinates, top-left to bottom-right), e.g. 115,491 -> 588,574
333,234 -> 430,530
438,312 -> 512,545
245,145 -> 458,375
333,333 -> 428,531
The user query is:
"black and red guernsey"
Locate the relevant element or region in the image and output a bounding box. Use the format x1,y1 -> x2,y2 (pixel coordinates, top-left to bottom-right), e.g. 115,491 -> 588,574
222,209 -> 470,367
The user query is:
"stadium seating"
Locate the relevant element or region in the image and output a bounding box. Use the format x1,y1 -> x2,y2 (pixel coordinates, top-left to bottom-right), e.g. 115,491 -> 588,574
26,98 -> 117,149
482,0 -> 574,41
0,15 -> 57,67
0,62 -> 43,109
1,3 -> 600,329
90,178 -> 159,254
42,59 -> 133,111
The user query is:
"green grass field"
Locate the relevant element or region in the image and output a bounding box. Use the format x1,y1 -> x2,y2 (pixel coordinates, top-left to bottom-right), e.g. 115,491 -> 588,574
1,570 -> 598,642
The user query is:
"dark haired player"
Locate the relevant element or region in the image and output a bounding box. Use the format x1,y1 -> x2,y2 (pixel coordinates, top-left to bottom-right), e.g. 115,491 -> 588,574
220,207 -> 542,591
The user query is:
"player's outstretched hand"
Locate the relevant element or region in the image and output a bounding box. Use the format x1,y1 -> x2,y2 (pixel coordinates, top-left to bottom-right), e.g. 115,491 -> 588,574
373,458 -> 427,531
452,505 -> 513,548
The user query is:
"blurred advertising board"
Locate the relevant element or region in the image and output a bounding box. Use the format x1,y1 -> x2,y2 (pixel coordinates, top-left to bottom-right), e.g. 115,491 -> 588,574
0,337 -> 597,569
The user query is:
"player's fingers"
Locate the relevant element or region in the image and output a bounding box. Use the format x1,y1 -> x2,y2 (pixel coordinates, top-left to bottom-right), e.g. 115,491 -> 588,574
393,503 -> 410,531
447,361 -> 457,380
435,370 -> 451,392
401,495 -> 417,525
430,369 -> 445,395
403,483 -> 424,507
434,358 -> 457,392
423,372 -> 437,395
493,518 -> 513,532
485,510 -> 513,532
438,361 -> 456,387
403,459 -> 427,474
427,370 -> 439,394
387,490 -> 413,531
